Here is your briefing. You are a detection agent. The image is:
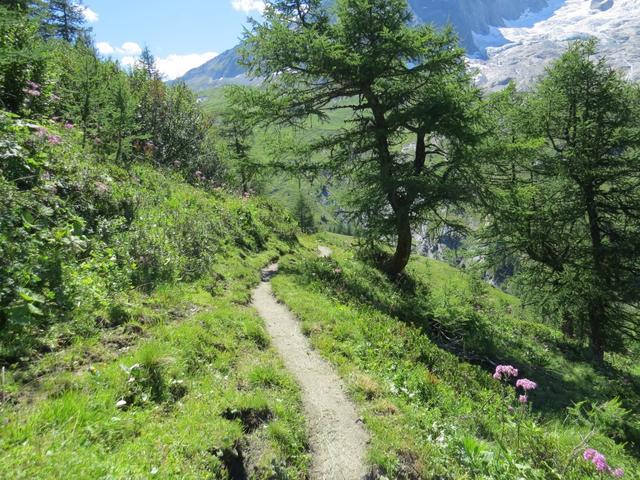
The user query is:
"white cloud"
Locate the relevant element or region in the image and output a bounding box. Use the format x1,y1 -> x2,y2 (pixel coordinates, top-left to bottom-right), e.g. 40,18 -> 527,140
94,41 -> 215,80
231,0 -> 265,13
156,52 -> 218,80
120,42 -> 142,56
96,41 -> 142,59
96,41 -> 114,55
120,56 -> 136,67
79,5 -> 99,23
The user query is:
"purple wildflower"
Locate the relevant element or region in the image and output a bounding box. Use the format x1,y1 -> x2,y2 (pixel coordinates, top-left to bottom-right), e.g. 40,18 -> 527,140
583,448 -> 623,476
64,122 -> 74,129
46,134 -> 62,145
518,394 -> 528,404
23,81 -> 42,97
516,379 -> 537,391
493,365 -> 519,380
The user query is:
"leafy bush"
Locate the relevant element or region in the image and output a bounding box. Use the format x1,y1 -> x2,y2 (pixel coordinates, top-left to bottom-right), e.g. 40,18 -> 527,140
0,112 -> 296,364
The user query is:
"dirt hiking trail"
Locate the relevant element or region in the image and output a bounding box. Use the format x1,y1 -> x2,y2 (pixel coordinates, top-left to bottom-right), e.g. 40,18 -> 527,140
251,247 -> 369,480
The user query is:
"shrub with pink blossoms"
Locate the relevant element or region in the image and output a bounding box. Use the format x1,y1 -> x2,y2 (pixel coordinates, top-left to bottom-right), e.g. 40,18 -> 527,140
47,134 -> 62,145
23,81 -> 41,97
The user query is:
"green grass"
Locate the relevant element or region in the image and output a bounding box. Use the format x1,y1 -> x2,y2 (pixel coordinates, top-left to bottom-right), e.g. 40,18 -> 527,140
201,88 -> 358,233
0,249 -> 310,479
0,114 -> 309,479
271,232 -> 640,479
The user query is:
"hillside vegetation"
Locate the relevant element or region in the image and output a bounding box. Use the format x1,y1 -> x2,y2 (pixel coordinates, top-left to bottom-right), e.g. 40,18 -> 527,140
273,233 -> 640,479
0,112 -> 311,478
1,0 -> 639,479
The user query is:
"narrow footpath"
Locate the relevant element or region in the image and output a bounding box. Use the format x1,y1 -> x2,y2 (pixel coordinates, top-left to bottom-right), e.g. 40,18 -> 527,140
251,247 -> 369,480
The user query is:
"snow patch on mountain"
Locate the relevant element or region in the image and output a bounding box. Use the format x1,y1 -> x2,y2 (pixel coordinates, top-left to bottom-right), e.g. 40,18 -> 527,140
471,0 -> 640,89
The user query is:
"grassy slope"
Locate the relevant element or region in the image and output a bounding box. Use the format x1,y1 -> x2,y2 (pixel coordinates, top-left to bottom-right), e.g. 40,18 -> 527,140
272,232 -> 640,479
202,88 -> 355,232
0,117 -> 309,479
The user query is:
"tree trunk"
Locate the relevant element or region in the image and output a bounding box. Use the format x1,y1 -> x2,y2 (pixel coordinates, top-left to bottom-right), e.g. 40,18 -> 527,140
561,312 -> 575,338
385,207 -> 412,276
588,301 -> 605,363
584,182 -> 606,362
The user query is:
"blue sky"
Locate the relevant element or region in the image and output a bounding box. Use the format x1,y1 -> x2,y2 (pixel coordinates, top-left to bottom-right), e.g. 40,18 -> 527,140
81,0 -> 265,79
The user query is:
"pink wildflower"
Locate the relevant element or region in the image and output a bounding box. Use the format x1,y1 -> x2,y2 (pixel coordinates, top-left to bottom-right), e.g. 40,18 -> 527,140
493,365 -> 519,380
333,268 -> 342,274
583,448 -> 617,474
516,379 -> 537,391
23,81 -> 42,97
46,134 -> 62,145
95,182 -> 109,194
64,122 -> 74,129
518,394 -> 528,403
51,93 -> 61,102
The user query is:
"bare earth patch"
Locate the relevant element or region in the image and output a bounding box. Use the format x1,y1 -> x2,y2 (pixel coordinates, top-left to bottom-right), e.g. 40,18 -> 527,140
252,251 -> 369,480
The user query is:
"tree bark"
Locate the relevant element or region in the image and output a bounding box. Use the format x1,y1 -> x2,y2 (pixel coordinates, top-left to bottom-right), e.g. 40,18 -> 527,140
385,207 -> 412,276
362,85 -> 413,276
584,182 -> 606,362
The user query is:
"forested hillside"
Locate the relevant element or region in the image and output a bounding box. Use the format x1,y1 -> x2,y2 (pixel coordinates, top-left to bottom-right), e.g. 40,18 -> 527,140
1,0 -> 639,479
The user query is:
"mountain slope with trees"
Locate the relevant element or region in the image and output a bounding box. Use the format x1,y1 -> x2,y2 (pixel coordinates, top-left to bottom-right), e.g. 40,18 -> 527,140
0,0 -> 638,478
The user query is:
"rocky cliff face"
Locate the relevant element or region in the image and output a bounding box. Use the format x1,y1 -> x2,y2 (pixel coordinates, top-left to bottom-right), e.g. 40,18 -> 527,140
472,0 -> 640,90
408,0 -> 550,54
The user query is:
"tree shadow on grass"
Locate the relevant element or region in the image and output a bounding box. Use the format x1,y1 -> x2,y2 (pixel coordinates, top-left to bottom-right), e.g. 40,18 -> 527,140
279,254 -> 640,452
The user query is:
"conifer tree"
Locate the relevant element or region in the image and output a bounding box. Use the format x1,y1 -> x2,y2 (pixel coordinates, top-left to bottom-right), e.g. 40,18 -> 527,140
243,0 -> 480,275
483,40 -> 640,360
218,85 -> 259,194
40,0 -> 87,42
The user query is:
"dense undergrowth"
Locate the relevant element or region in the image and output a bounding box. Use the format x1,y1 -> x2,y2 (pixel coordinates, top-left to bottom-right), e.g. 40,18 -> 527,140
0,112 -> 310,478
272,233 -> 640,479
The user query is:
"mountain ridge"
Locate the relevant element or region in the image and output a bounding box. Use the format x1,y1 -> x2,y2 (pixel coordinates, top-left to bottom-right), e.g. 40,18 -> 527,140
177,0 -> 639,91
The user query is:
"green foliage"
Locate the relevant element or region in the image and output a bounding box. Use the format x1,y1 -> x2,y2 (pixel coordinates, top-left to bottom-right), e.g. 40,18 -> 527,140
0,5 -> 46,112
243,0 -> 482,275
481,40 -> 640,359
0,110 -> 296,364
272,233 -> 640,478
294,193 -> 315,233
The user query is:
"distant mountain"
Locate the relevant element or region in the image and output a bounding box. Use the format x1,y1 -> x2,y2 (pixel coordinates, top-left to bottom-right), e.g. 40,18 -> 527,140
406,0 -> 550,56
176,47 -> 254,91
178,0 -> 640,91
471,0 -> 640,90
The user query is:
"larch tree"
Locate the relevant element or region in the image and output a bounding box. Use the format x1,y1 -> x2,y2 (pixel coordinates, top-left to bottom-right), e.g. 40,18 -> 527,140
40,0 -> 87,42
242,0 -> 481,276
218,85 -> 260,195
482,40 -> 640,361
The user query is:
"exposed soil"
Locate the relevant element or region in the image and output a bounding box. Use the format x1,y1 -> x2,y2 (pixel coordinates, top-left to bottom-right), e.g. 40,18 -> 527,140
251,247 -> 369,480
